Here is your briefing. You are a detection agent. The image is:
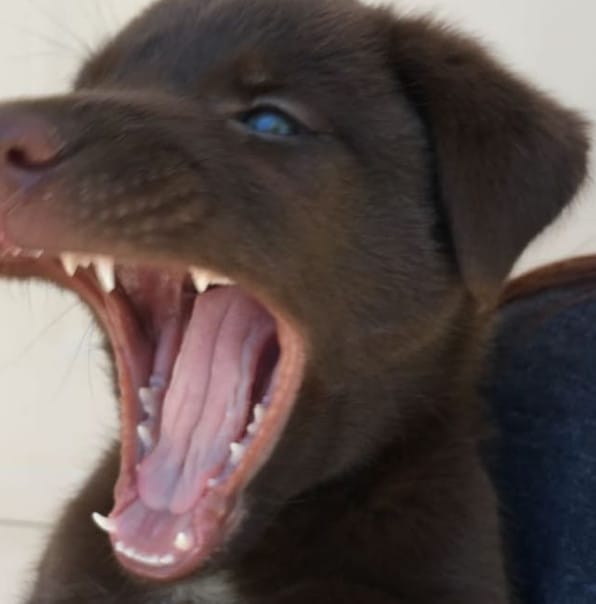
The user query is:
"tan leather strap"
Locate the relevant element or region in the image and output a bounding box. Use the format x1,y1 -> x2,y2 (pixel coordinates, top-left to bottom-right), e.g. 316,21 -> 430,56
502,255 -> 596,306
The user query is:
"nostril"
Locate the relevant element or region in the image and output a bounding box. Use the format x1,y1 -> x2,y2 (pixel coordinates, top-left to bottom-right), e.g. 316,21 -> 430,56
7,147 -> 35,170
0,118 -> 63,173
4,147 -> 58,172
0,137 -> 60,172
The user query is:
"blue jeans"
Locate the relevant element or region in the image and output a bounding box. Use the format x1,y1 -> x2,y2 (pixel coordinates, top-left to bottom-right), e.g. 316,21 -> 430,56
486,283 -> 596,603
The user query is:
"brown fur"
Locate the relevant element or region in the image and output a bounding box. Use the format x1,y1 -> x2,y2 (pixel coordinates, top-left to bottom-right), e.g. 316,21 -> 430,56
0,1 -> 589,602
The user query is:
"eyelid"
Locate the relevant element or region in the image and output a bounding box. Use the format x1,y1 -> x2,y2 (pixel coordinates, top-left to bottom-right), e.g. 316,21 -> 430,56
249,96 -> 330,134
242,106 -> 303,135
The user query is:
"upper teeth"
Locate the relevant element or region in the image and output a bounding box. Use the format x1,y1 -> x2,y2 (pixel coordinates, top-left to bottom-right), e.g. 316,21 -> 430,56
1,247 -> 44,258
60,253 -> 91,277
191,268 -> 234,293
95,256 -> 116,292
60,253 -> 117,293
59,254 -> 234,296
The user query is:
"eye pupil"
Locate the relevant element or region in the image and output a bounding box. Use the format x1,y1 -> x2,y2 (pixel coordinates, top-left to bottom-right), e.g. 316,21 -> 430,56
243,109 -> 298,137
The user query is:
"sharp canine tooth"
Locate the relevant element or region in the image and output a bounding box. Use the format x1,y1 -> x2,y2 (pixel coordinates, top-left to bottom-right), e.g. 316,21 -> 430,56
175,531 -> 192,552
160,554 -> 175,565
60,253 -> 93,276
137,423 -> 154,451
229,442 -> 245,465
92,512 -> 116,534
61,253 -> 79,277
191,268 -> 210,293
94,256 -> 116,292
191,268 -> 235,292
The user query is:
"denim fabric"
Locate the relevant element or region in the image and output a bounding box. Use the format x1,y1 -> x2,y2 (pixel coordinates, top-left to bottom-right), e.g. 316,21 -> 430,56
486,285 -> 596,603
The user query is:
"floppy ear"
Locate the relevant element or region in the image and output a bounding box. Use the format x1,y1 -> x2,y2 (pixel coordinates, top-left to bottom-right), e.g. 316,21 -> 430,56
387,16 -> 590,304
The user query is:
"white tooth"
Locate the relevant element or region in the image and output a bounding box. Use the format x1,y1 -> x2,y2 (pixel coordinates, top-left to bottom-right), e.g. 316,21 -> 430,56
210,274 -> 235,286
60,253 -> 79,277
137,423 -> 154,451
94,256 -> 116,292
253,404 -> 266,424
147,555 -> 162,566
207,478 -> 219,488
139,387 -> 158,416
247,422 -> 258,436
174,531 -> 193,552
124,547 -> 137,560
6,246 -> 22,257
92,512 -> 116,534
60,253 -> 92,276
191,268 -> 210,293
115,541 -> 126,553
229,442 -> 245,465
160,554 -> 175,566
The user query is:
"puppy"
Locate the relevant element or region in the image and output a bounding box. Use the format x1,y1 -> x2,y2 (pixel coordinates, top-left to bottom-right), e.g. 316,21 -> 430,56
0,0 -> 588,602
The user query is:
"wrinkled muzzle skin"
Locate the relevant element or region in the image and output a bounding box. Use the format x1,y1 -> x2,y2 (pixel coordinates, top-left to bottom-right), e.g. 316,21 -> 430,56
0,0 -> 588,603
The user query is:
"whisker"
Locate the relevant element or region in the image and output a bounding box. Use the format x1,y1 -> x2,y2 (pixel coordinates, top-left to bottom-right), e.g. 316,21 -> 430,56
51,319 -> 94,403
26,0 -> 93,56
16,25 -> 83,58
0,299 -> 80,372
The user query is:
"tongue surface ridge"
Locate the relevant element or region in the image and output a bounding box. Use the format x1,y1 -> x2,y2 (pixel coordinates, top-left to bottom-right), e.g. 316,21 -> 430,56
137,287 -> 275,514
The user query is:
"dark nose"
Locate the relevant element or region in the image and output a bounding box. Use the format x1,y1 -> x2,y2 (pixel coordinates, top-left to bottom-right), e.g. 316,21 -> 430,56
0,112 -> 63,194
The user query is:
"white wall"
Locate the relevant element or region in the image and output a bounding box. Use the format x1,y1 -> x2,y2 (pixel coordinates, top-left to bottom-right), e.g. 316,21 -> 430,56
0,1 -> 594,602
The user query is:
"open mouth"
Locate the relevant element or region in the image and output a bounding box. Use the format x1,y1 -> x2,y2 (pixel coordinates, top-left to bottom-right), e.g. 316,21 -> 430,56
0,246 -> 306,581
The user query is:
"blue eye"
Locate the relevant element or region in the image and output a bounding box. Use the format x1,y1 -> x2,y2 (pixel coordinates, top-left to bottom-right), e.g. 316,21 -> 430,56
242,108 -> 301,137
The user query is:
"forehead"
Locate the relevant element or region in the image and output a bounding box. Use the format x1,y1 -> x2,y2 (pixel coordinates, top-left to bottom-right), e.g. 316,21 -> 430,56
78,0 -> 383,94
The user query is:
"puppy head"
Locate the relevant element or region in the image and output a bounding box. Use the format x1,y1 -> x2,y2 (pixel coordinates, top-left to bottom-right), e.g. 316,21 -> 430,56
0,0 -> 588,582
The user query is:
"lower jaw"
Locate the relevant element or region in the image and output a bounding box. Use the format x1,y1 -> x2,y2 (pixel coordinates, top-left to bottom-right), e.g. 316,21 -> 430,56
0,249 -> 307,582
111,305 -> 307,582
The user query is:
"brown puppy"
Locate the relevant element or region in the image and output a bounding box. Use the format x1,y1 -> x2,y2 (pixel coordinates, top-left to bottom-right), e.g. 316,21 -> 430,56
0,0 -> 588,602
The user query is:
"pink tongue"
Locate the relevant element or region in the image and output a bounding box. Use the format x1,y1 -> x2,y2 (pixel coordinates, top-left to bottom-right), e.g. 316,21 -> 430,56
137,287 -> 275,514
